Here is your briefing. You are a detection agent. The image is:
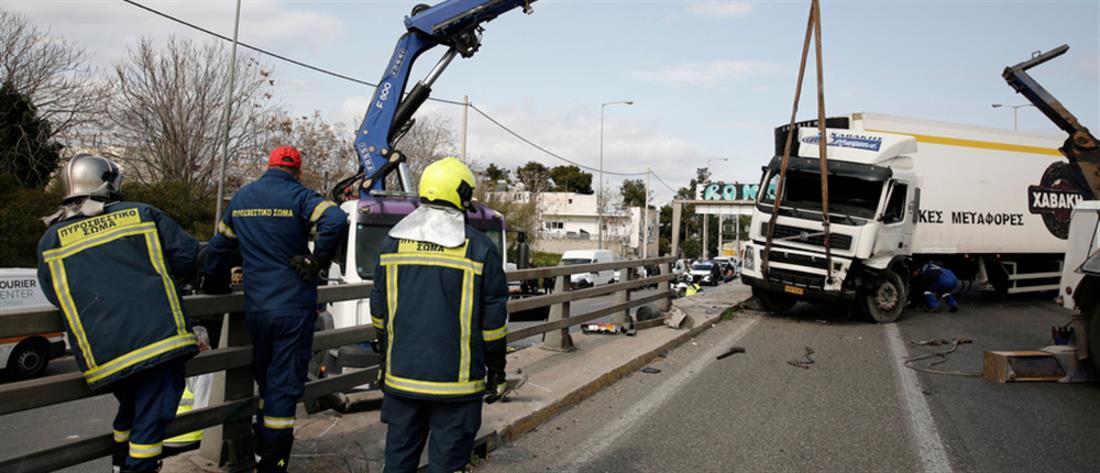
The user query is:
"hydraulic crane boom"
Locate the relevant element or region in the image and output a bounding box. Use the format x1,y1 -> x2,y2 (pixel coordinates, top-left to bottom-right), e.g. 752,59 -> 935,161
1002,44 -> 1100,200
344,0 -> 535,198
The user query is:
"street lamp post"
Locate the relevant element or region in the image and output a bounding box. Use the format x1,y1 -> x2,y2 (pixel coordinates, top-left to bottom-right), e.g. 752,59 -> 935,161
992,103 -> 1036,131
214,0 -> 243,235
599,100 -> 634,249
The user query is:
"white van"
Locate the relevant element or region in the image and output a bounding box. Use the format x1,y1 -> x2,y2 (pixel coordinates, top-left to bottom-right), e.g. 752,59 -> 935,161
560,249 -> 616,288
0,268 -> 66,379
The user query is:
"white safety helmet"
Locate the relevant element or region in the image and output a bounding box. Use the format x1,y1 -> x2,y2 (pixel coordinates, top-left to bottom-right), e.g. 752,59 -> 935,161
59,154 -> 123,202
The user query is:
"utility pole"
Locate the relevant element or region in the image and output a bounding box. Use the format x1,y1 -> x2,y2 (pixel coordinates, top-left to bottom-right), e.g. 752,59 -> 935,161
718,214 -> 724,257
702,213 -> 709,260
214,0 -> 242,235
461,95 -> 469,161
598,100 -> 633,250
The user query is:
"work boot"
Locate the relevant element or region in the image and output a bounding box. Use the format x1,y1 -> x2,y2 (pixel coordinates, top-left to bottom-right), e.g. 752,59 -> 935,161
111,443 -> 126,473
256,440 -> 292,473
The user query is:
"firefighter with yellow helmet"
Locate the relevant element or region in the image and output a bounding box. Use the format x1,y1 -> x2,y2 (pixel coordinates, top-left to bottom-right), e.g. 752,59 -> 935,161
370,157 -> 509,472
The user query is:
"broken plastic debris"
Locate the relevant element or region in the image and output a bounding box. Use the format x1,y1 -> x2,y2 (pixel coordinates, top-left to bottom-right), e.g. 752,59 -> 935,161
641,367 -> 662,374
716,346 -> 747,360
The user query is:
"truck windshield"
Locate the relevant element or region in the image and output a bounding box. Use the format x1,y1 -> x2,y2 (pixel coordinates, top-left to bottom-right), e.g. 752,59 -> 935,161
760,170 -> 883,220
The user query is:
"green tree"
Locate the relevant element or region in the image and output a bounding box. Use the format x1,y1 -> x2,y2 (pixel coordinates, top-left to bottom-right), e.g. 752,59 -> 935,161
516,161 -> 552,193
124,181 -> 216,238
549,165 -> 593,194
0,81 -> 63,189
482,163 -> 511,189
0,175 -> 63,267
620,179 -> 647,208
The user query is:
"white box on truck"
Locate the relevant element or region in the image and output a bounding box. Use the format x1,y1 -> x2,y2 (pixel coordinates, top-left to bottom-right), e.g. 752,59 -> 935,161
857,113 -> 1072,255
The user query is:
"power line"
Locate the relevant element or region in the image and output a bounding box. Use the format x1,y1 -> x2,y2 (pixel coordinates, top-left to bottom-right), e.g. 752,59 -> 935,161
649,171 -> 678,194
119,0 -> 672,186
468,104 -> 648,177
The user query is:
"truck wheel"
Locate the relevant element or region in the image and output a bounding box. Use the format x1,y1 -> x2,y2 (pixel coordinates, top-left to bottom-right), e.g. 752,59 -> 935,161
753,287 -> 797,314
861,271 -> 906,323
7,339 -> 49,379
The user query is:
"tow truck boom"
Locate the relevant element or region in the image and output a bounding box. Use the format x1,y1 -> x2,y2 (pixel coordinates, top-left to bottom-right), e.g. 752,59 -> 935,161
343,0 -> 535,198
1002,44 -> 1100,199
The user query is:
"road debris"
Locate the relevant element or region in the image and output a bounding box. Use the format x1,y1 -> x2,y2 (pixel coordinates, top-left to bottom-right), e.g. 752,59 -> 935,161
905,337 -> 981,377
641,367 -> 662,374
912,337 -> 973,346
582,323 -> 621,335
716,346 -> 746,360
787,346 -> 815,369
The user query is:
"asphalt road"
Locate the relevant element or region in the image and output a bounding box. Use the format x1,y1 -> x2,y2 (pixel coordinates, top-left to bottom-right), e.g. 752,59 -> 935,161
0,289 -> 655,471
477,289 -> 1100,473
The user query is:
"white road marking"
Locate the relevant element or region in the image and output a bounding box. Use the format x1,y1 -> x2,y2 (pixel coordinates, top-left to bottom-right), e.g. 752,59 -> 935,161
884,323 -> 953,473
561,317 -> 760,472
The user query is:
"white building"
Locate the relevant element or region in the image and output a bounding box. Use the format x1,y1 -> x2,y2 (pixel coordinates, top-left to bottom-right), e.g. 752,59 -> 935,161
493,191 -> 658,258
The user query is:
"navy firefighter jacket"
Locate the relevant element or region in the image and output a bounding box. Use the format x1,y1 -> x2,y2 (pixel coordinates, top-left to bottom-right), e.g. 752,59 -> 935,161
36,202 -> 200,390
370,226 -> 509,401
205,169 -> 348,312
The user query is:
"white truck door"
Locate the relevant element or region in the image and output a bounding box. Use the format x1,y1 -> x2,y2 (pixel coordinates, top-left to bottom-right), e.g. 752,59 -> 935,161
873,182 -> 916,259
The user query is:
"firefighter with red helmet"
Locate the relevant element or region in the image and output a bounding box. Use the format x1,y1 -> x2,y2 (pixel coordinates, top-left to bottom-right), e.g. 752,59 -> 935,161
202,146 -> 348,472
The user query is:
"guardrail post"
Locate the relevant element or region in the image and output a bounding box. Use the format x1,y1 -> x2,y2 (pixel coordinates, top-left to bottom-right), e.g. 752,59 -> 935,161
657,262 -> 672,311
199,313 -> 255,471
541,275 -> 575,352
611,266 -> 632,328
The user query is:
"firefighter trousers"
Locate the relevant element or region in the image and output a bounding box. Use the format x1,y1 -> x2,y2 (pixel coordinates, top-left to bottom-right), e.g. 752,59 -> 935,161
111,359 -> 186,472
248,308 -> 316,448
381,394 -> 482,473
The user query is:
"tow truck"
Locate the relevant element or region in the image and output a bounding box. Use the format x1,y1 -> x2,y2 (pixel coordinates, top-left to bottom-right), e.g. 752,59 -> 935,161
1001,44 -> 1100,371
315,0 -> 539,379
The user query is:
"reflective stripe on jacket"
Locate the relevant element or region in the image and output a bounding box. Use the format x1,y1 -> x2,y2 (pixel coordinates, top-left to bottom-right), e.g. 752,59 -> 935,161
370,227 -> 509,401
36,202 -> 200,389
204,169 -> 348,312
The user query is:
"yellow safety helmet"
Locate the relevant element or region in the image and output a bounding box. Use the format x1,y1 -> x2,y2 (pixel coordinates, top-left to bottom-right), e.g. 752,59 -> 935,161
418,157 -> 476,210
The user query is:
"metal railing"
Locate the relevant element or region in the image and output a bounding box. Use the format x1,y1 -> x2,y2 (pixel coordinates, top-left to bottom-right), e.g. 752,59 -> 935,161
0,256 -> 675,473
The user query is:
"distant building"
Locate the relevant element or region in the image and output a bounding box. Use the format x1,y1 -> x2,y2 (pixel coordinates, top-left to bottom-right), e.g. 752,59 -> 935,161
492,191 -> 658,258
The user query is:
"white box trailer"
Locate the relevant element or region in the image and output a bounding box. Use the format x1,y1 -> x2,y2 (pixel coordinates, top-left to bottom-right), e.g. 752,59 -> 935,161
740,113 -> 1083,322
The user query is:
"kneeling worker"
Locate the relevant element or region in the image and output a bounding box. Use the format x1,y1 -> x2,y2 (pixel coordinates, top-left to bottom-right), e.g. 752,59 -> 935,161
371,157 -> 510,473
36,154 -> 200,473
913,261 -> 960,312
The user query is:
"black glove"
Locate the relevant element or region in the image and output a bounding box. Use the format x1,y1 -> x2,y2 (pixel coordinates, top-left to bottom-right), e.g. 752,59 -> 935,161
199,272 -> 231,295
484,370 -> 507,404
289,254 -> 321,283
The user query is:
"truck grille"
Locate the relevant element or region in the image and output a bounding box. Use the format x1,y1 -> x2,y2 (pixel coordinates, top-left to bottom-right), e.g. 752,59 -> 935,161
766,267 -> 826,288
768,251 -> 830,269
760,223 -> 852,251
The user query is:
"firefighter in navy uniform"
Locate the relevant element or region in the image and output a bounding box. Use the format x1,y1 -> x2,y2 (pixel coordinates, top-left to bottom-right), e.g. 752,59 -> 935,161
202,146 -> 348,472
35,154 -> 200,473
371,157 -> 510,473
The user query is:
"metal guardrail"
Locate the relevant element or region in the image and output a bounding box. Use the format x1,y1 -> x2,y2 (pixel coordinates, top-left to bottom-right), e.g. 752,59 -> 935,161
0,256 -> 675,473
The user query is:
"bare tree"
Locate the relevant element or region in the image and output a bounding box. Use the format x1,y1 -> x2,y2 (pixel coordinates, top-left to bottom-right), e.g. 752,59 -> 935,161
0,10 -> 108,147
105,37 -> 277,193
259,111 -> 355,192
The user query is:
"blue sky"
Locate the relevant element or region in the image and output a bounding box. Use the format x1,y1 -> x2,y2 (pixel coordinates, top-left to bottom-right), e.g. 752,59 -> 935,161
9,0 -> 1100,202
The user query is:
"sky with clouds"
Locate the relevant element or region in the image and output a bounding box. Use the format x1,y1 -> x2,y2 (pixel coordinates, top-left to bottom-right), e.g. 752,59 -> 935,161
6,0 -> 1099,202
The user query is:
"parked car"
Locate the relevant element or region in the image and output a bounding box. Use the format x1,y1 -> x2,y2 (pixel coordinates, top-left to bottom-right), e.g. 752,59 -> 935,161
561,249 -> 616,288
1,268 -> 67,379
689,261 -> 722,286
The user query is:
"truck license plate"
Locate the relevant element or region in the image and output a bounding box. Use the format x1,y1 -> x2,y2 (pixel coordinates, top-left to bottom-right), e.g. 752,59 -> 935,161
784,285 -> 804,296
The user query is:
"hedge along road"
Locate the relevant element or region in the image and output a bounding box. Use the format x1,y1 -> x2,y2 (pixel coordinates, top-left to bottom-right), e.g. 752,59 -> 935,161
477,292 -> 1100,473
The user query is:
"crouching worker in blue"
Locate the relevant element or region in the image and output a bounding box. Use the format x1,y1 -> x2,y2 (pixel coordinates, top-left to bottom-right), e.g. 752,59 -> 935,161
913,261 -> 960,313
201,146 -> 348,472
371,157 -> 510,473
36,154 -> 200,473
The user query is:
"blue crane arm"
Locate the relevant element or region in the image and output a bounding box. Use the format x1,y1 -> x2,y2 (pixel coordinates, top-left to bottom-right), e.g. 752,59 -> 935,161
351,0 -> 535,195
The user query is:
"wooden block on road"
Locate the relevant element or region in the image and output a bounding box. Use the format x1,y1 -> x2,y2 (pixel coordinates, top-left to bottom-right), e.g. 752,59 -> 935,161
982,351 -> 1065,383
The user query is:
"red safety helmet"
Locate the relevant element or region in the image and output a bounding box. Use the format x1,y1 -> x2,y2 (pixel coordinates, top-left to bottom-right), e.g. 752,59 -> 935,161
268,146 -> 302,169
